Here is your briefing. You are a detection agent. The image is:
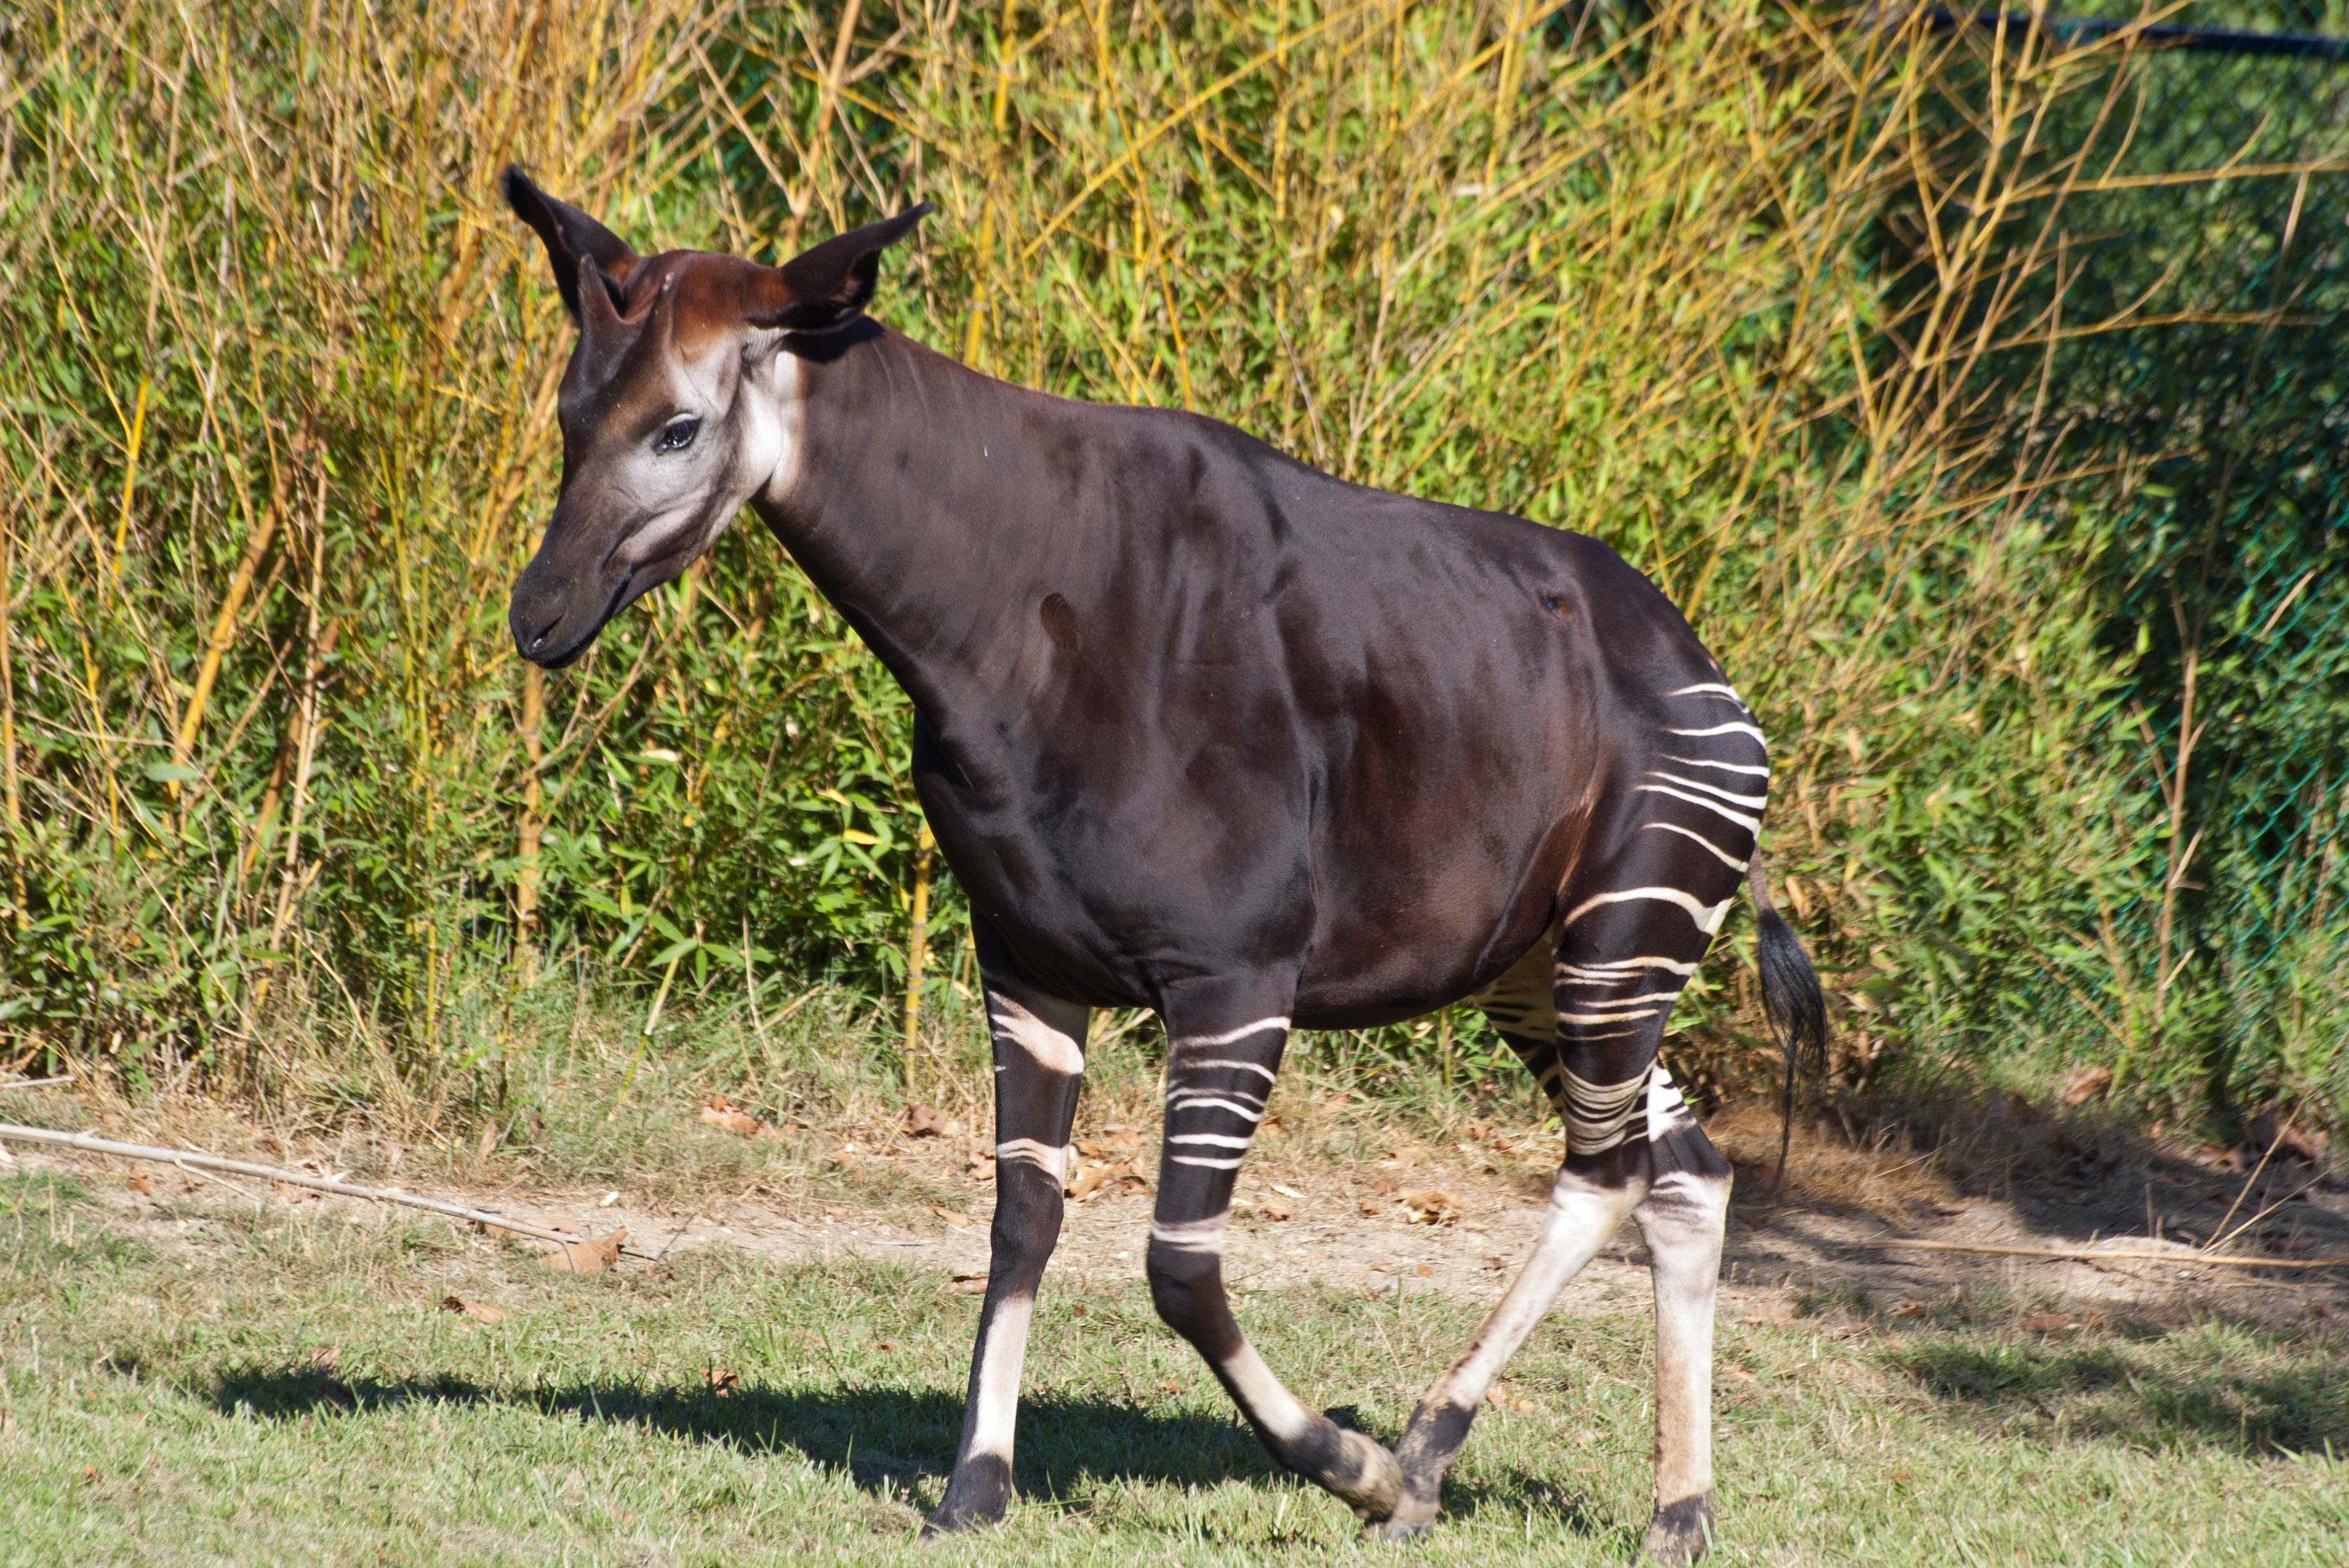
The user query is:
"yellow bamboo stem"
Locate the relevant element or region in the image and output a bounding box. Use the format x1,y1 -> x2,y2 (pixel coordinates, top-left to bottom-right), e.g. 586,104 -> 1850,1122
173,458 -> 288,800
904,819 -> 936,1092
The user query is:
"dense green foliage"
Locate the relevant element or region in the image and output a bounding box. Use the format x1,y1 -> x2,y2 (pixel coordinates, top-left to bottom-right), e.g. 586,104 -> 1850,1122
0,2 -> 2342,1136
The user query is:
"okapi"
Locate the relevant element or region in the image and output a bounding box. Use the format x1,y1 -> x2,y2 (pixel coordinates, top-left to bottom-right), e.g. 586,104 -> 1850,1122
500,172 -> 1826,1562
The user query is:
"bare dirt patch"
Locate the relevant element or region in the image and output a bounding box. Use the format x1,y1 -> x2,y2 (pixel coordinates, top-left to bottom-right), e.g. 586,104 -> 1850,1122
12,1091 -> 2345,1334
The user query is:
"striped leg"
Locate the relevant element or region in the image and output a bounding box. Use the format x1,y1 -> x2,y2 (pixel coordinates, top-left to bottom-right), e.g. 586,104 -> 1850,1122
925,963 -> 1089,1535
1146,978 -> 1403,1520
1381,686 -> 1759,1553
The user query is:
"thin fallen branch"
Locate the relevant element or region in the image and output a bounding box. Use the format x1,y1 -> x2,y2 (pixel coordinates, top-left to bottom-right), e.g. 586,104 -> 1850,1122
0,1074 -> 77,1092
1864,1236 -> 2349,1269
0,1121 -> 654,1260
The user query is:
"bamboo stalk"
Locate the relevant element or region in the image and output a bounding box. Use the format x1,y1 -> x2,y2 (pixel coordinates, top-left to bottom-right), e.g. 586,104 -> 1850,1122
0,505 -> 23,928
171,452 -> 290,800
0,1121 -> 651,1258
904,819 -> 935,1093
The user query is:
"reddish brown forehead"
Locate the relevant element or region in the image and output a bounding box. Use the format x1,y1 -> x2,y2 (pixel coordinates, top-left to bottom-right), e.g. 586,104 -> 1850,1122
617,251 -> 778,361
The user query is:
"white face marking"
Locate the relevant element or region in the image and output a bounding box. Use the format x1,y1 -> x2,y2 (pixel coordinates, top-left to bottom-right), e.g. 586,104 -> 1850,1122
606,332 -> 802,575
988,993 -> 1085,1076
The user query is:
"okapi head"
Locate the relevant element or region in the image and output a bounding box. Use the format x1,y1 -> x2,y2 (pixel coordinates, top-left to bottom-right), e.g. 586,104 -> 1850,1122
500,167 -> 929,666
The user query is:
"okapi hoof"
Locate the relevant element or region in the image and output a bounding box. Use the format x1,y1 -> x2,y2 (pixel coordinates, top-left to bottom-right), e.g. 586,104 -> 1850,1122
1361,1517 -> 1436,1543
1315,1424 -> 1405,1521
921,1458 -> 1012,1541
1640,1493 -> 1716,1565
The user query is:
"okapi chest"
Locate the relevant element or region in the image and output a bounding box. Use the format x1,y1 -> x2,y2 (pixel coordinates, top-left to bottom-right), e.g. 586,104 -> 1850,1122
500,171 -> 1825,1563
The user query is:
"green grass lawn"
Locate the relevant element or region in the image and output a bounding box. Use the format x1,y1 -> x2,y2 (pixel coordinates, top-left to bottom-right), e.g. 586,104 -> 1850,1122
2,1169 -> 2344,1566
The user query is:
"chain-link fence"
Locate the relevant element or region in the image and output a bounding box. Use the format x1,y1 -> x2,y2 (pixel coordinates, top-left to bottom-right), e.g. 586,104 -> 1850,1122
1980,12 -> 2349,1121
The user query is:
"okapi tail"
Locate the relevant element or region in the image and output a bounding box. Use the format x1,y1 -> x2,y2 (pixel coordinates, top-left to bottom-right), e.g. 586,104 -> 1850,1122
1747,855 -> 1828,1197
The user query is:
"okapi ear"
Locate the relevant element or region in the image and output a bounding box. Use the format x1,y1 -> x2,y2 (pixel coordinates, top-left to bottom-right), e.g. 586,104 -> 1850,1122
750,203 -> 933,333
501,166 -> 640,324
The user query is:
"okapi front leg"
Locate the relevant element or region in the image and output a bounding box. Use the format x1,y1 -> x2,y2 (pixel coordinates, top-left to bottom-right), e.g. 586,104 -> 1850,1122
1145,983 -> 1401,1520
925,974 -> 1089,1537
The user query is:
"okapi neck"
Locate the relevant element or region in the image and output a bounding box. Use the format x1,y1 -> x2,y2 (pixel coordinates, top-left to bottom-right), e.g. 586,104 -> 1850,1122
750,326 -> 1099,718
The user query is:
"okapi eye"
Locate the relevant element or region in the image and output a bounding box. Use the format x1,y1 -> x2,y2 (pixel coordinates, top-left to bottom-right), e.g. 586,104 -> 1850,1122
656,417 -> 701,454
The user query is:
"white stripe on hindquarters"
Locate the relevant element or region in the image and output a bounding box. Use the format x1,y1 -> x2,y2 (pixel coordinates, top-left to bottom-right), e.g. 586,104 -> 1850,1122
1631,782 -> 1761,834
1560,1064 -> 1649,1153
1640,819 -> 1751,869
1663,722 -> 1767,745
1563,886 -> 1734,935
1642,771 -> 1766,808
1660,754 -> 1770,776
1663,682 -> 1746,701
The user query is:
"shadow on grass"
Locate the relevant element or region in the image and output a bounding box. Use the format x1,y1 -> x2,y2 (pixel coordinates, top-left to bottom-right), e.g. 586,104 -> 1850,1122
201,1363 -> 1291,1499
199,1362 -> 1623,1530
1885,1334 -> 2349,1456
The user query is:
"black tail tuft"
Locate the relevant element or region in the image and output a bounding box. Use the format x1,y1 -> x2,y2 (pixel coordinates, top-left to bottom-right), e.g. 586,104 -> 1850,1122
1748,858 -> 1828,1198
1754,904 -> 1829,1080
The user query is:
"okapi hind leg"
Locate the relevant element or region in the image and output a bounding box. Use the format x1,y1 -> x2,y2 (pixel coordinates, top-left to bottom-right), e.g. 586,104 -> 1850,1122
1145,979 -> 1403,1521
925,966 -> 1089,1538
1634,1099 -> 1734,1566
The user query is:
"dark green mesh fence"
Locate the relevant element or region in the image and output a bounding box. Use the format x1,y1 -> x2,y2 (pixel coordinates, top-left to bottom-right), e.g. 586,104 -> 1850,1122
1983,16 -> 2349,1120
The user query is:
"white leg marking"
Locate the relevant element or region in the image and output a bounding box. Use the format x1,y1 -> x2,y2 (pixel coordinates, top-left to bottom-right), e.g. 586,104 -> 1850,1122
1167,1132 -> 1253,1149
995,1138 -> 1070,1183
1562,1065 -> 1650,1153
989,994 -> 1085,1076
1169,1017 -> 1289,1049
1164,1093 -> 1267,1121
1168,1153 -> 1246,1169
1559,956 -> 1699,978
1173,1057 -> 1278,1082
1220,1342 -> 1315,1444
1563,887 -> 1733,935
1147,1213 -> 1230,1253
1639,1171 -> 1731,1512
968,1293 -> 1037,1462
1640,820 -> 1751,869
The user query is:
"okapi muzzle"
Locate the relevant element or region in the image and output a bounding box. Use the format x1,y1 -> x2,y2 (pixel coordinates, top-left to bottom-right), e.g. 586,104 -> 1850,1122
500,166 -> 929,667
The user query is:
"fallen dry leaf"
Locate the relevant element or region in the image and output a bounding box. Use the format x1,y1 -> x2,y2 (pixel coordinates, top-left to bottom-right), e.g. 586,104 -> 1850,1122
1723,1366 -> 1758,1383
440,1295 -> 507,1324
2019,1313 -> 2076,1333
1742,1299 -> 1798,1327
1160,1380 -> 1185,1395
0,1409 -> 15,1434
126,1172 -> 152,1196
1391,1145 -> 1429,1167
271,1181 -> 319,1205
540,1228 -> 625,1275
2060,1065 -> 2115,1107
699,1099 -> 767,1138
929,1204 -> 976,1231
476,1123 -> 501,1160
1892,1299 -> 1930,1319
964,1153 -> 996,1182
704,1367 -> 740,1396
310,1345 -> 341,1372
1401,1190 -> 1459,1225
1251,1199 -> 1292,1221
1260,1114 -> 1285,1135
1931,1201 -> 1970,1217
949,1272 -> 989,1295
1360,1199 -> 1384,1217
900,1103 -> 951,1138
1414,1263 -> 1432,1278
